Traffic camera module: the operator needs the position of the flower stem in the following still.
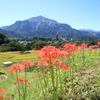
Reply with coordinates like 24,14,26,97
24,67,27,100
16,71,21,100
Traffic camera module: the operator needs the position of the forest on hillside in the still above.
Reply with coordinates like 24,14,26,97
1,32,100,52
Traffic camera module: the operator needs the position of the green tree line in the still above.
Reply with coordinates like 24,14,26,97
1,32,100,52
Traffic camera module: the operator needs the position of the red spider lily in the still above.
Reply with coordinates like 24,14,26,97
27,81,31,84
0,95,5,98
27,85,31,87
21,61,32,68
37,62,49,67
0,95,11,98
59,50,70,57
17,78,25,82
37,59,62,67
25,80,28,82
38,74,43,76
52,59,62,65
13,82,18,85
80,43,88,48
32,77,38,79
97,42,100,45
43,69,48,72
63,43,80,52
14,78,25,84
94,45,98,47
60,65,70,70
14,78,31,85
0,89,11,99
21,82,25,84
0,88,4,93
8,65,22,73
89,45,98,48
6,95,11,97
38,46,68,61
25,80,31,84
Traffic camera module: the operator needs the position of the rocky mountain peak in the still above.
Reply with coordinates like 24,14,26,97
26,15,58,24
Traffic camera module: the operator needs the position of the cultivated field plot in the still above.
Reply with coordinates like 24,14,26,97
0,50,38,65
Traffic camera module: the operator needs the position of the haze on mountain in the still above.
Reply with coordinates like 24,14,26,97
1,16,100,38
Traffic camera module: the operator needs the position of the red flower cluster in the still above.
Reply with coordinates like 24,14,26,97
0,88,4,93
0,95,5,99
79,43,88,48
32,77,38,79
38,74,43,76
7,61,32,73
21,61,32,68
97,42,100,48
38,46,68,61
63,43,88,52
13,78,31,85
37,46,70,68
8,65,22,73
51,59,62,66
63,43,80,52
0,88,10,99
37,61,49,67
43,69,48,72
17,78,25,82
0,95,10,98
97,42,100,45
89,45,98,48
60,65,70,70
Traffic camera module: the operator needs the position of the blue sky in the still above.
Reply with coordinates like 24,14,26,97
0,0,100,30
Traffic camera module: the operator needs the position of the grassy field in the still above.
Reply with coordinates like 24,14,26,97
0,47,100,100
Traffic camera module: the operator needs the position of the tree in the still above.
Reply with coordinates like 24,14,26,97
0,32,10,45
31,40,48,50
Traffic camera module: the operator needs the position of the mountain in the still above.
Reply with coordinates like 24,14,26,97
1,16,100,38
0,26,8,29
0,28,23,38
27,16,58,24
79,29,100,32
79,29,100,37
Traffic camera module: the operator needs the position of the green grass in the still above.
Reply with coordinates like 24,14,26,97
0,49,100,100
